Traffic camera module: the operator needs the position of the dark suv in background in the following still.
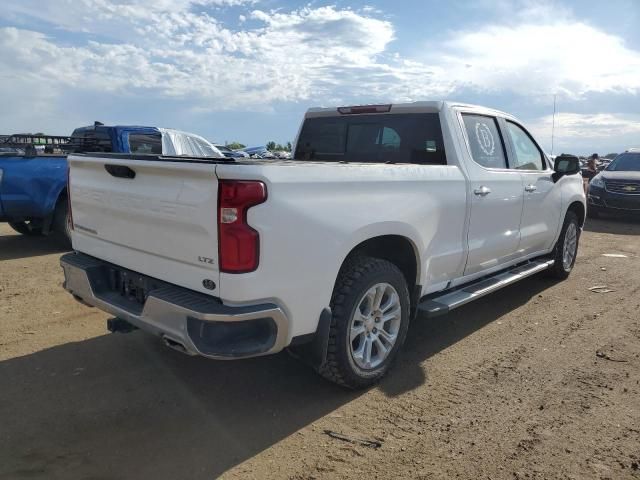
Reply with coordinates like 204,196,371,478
588,149,640,218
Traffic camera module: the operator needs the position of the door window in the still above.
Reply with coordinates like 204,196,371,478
462,114,507,169
505,122,545,171
129,133,162,154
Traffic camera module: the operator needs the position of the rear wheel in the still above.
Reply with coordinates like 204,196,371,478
53,198,72,248
8,221,43,236
547,211,580,279
319,255,410,389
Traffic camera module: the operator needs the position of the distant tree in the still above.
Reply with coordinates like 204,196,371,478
266,141,277,151
286,141,292,152
604,153,618,159
226,141,245,150
34,132,45,136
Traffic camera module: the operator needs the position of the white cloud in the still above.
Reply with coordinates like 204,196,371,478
528,112,640,153
0,4,410,110
531,112,640,139
0,0,638,152
2,0,637,108
427,22,640,98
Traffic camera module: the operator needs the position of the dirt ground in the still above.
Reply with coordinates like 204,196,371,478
1,218,639,480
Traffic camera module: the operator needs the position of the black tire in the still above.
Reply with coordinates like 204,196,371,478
8,221,44,236
52,197,72,248
319,255,411,389
547,211,580,279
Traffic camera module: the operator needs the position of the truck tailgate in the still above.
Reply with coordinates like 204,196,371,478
68,155,220,295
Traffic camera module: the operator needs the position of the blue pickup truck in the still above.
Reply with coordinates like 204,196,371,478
0,124,222,246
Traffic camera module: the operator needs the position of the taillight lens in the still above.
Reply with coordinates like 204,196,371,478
67,165,74,231
218,180,267,273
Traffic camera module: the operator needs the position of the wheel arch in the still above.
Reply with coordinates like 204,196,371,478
340,235,420,294
301,233,421,372
43,182,68,217
567,200,585,228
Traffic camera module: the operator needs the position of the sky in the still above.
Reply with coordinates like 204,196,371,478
0,0,639,155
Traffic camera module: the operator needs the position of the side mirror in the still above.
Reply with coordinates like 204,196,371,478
552,154,580,182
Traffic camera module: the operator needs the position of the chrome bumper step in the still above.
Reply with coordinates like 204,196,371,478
418,259,554,317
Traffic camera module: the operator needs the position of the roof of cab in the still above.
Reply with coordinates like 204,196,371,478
305,101,512,119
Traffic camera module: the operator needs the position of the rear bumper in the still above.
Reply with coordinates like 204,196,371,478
60,252,289,359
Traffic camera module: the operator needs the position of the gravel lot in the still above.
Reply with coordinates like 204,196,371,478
1,218,639,480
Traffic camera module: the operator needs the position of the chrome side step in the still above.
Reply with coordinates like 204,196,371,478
418,259,554,317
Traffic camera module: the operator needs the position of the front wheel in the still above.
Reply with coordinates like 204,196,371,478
547,211,580,279
319,255,411,389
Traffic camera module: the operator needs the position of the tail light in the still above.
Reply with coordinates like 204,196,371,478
67,165,74,231
218,180,267,273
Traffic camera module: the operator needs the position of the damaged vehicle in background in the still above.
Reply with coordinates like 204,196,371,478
214,144,249,159
0,124,223,246
242,146,276,159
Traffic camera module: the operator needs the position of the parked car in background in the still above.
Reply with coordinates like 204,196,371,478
0,147,24,154
214,144,248,159
598,158,612,171
70,124,223,158
587,149,640,218
0,125,223,246
61,101,584,388
242,146,276,159
272,150,292,159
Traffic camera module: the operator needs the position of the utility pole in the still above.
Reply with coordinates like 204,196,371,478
551,94,557,156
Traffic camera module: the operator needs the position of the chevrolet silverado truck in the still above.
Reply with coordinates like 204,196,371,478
0,125,222,246
60,102,585,388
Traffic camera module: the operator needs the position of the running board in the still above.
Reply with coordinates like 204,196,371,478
418,259,554,318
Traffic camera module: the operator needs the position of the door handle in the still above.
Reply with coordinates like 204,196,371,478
105,164,136,179
524,184,537,192
473,186,492,196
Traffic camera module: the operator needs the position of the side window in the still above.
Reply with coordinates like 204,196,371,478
461,114,507,169
380,127,401,149
505,122,544,171
129,133,162,154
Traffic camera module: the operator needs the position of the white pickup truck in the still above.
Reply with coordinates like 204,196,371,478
61,101,585,388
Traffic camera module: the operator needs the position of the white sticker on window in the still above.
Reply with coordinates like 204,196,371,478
475,122,495,156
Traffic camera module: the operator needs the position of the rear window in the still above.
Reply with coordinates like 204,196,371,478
294,113,446,164
70,127,113,153
607,153,640,172
129,133,162,154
